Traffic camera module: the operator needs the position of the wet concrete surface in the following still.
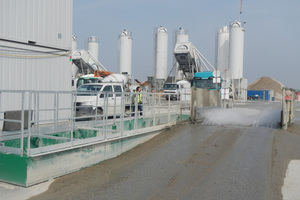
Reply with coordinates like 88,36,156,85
29,127,272,199
27,101,300,200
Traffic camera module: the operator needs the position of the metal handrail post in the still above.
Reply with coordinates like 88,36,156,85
104,93,108,139
113,92,117,121
0,91,2,136
27,91,32,156
71,92,75,146
37,92,40,134
94,90,99,124
20,92,25,156
153,93,156,127
168,93,171,123
33,92,37,136
180,95,183,121
53,93,56,133
158,93,161,123
120,92,125,136
134,93,138,134
150,93,153,126
55,92,59,134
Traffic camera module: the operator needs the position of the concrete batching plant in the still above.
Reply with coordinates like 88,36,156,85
118,30,132,76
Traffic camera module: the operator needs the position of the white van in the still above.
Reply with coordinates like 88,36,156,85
75,82,124,119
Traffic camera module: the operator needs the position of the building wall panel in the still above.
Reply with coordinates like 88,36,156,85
0,0,72,50
0,41,72,92
0,0,73,123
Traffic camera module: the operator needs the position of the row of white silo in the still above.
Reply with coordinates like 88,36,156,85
72,30,133,77
216,20,245,80
216,20,247,100
72,27,171,89
72,36,100,60
71,35,101,77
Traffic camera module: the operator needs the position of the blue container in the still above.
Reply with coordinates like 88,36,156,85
247,90,271,101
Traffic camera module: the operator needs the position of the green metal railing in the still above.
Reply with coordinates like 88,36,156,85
0,90,190,157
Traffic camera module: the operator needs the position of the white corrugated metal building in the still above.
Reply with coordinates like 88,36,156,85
0,0,73,124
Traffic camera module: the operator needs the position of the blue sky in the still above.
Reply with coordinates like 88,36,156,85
73,0,300,89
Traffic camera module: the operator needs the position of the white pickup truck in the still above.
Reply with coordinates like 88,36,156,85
75,82,131,119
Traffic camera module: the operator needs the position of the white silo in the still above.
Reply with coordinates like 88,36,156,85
88,36,99,61
155,26,168,88
118,30,132,75
176,28,189,43
228,21,245,79
217,26,229,73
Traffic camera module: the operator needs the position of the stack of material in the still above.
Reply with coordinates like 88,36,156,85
248,76,284,100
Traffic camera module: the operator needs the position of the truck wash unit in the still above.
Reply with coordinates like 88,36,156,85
190,71,233,121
